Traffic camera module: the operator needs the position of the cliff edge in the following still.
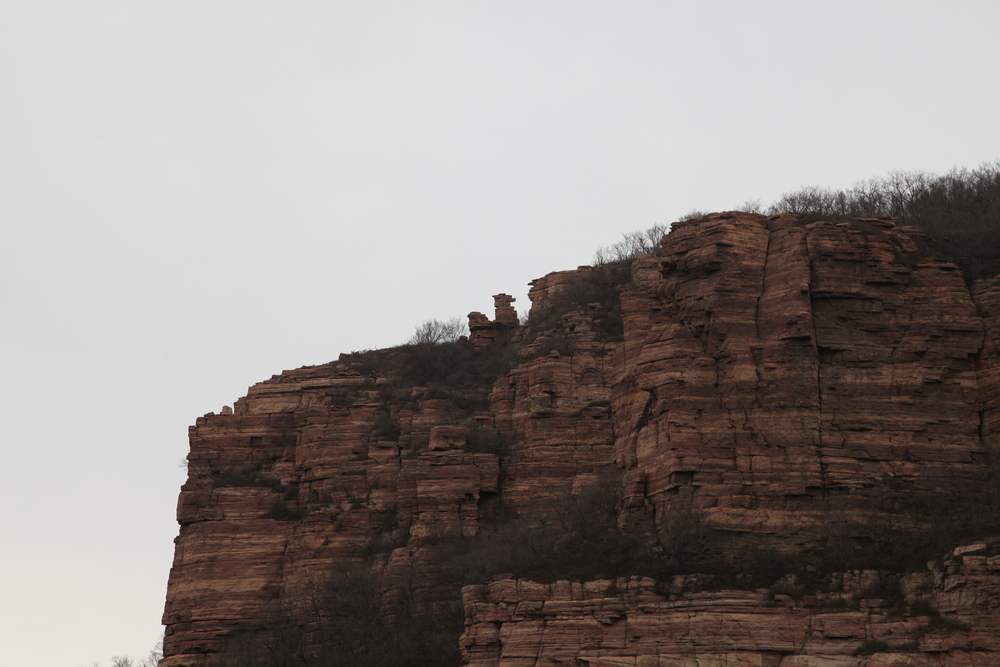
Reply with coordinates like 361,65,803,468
161,213,1000,666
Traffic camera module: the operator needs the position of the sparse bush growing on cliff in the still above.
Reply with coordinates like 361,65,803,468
542,469,647,578
678,209,710,221
371,411,401,441
767,161,1000,281
222,567,461,667
385,337,517,414
463,424,511,456
407,317,467,345
909,599,972,633
444,468,689,584
523,262,631,355
593,222,670,265
813,492,998,574
340,349,381,377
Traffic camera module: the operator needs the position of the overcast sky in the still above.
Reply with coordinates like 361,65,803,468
2,1,999,665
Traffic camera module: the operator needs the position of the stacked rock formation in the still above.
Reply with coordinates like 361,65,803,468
468,293,520,348
160,213,1000,666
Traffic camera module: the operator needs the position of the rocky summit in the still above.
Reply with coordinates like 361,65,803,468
160,213,1000,666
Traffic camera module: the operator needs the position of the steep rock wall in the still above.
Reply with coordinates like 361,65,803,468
161,214,1000,665
162,314,620,664
460,539,1000,666
615,214,992,552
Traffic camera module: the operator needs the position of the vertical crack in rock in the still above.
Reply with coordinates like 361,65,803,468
801,224,829,496
755,221,773,343
971,280,998,519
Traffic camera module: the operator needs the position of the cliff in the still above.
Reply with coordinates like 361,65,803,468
160,213,1000,666
462,539,1000,665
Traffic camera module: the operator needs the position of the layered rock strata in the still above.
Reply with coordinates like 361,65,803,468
615,214,992,551
469,293,520,347
161,213,1000,665
461,539,1000,666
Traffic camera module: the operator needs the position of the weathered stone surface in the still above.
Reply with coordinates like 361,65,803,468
460,539,1000,665
615,214,991,551
469,294,520,347
161,359,504,664
161,215,1000,665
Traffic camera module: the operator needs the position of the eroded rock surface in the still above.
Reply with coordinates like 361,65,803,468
160,214,1000,666
615,214,992,553
461,539,1000,666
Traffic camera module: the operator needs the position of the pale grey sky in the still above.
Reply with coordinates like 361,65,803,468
2,1,998,665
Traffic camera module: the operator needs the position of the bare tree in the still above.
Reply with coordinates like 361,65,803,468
766,161,1000,281
407,317,467,345
141,638,163,667
98,636,162,667
677,209,709,222
593,222,671,265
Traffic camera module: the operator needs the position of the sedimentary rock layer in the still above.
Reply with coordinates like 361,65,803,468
615,214,992,551
161,214,1000,665
461,539,1000,666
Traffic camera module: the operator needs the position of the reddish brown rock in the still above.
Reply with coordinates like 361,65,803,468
615,214,991,551
460,539,1000,665
469,294,520,347
161,214,1000,665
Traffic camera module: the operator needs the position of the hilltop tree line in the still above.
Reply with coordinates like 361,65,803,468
759,161,1000,281
400,160,1000,355
595,161,1000,281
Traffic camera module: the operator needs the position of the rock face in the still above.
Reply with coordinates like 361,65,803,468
461,539,1000,666
469,293,520,347
615,214,991,553
160,213,1000,666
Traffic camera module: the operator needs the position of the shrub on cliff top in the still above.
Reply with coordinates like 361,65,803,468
767,161,1000,281
593,222,670,265
389,337,516,412
407,317,467,345
522,261,632,354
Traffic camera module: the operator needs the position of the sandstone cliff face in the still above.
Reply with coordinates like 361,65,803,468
461,539,1000,666
614,215,991,554
160,214,1000,666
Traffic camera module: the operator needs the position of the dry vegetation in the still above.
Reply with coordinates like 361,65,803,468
765,161,1000,281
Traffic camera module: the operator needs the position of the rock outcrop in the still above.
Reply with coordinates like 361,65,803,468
469,294,520,348
160,213,1000,666
461,539,1000,666
615,214,991,554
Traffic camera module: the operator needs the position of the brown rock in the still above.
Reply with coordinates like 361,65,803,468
160,215,1000,665
460,539,1000,665
615,214,990,551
